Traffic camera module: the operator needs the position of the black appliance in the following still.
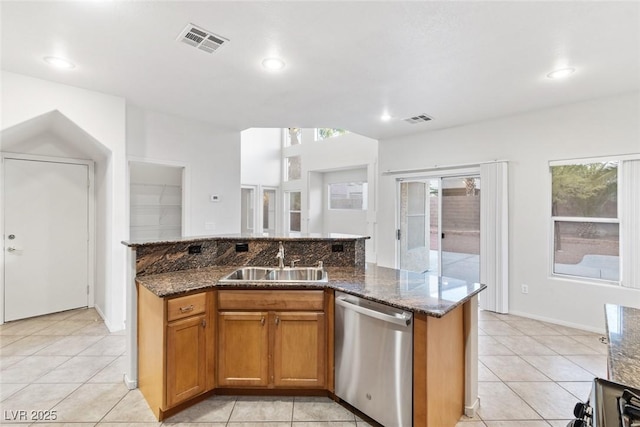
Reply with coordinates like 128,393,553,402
569,378,640,427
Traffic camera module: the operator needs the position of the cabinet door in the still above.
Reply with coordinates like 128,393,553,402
166,314,207,407
273,311,326,388
217,311,269,387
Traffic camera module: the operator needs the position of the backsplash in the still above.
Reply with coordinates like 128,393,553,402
135,237,366,276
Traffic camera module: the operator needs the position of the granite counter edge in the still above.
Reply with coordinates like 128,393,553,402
135,270,486,318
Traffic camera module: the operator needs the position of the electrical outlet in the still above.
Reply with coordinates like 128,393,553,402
521,284,529,294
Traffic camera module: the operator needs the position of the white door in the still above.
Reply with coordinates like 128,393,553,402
4,158,89,321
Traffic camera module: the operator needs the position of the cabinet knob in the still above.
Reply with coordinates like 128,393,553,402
201,319,207,328
260,316,265,326
275,316,280,325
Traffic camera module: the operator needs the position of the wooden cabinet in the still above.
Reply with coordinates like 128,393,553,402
166,313,207,407
273,311,325,388
216,290,327,389
137,285,215,420
217,311,269,387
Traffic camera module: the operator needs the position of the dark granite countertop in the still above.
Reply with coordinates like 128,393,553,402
135,263,485,318
123,233,369,248
605,304,640,389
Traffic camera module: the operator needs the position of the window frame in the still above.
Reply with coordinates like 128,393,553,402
314,128,348,141
549,158,621,285
327,181,368,211
284,155,302,182
286,191,302,233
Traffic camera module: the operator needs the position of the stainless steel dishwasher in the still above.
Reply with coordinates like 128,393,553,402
334,291,413,427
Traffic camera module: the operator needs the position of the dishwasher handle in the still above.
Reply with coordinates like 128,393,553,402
336,296,412,326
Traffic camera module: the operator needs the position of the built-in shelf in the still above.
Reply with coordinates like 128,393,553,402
130,181,182,241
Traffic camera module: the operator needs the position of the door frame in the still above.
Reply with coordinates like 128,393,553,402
1,152,95,324
128,156,190,237
394,166,480,271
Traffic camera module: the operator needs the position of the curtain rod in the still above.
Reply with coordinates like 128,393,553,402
381,159,507,176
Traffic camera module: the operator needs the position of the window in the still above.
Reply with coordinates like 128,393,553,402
287,191,302,232
328,182,368,210
262,188,276,234
284,128,301,146
551,161,619,282
240,187,255,234
315,128,348,141
285,156,301,181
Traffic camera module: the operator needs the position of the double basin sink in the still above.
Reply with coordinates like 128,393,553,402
219,266,328,284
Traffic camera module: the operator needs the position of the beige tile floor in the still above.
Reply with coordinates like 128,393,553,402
0,308,606,426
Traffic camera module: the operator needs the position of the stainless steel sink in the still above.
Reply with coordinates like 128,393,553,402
221,267,273,281
219,266,328,283
265,268,326,281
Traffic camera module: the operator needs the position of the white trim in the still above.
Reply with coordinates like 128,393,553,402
548,159,622,284
464,294,479,418
382,159,506,176
549,153,640,167
480,161,509,313
509,309,606,335
125,246,138,389
123,374,138,390
551,216,619,224
93,302,121,332
465,398,480,418
127,156,190,236
260,185,279,235
1,152,96,323
621,159,640,288
240,185,258,234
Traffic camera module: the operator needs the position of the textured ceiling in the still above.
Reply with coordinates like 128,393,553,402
1,1,639,139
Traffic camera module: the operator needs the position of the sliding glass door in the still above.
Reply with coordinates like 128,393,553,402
440,176,480,283
398,175,480,283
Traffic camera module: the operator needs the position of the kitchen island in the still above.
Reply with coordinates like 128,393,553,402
124,235,485,426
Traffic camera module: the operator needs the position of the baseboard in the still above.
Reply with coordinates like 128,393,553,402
123,374,137,390
508,310,606,335
93,304,126,333
465,397,480,418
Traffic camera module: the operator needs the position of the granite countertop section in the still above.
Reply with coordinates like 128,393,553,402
123,233,369,248
604,304,640,389
135,263,485,318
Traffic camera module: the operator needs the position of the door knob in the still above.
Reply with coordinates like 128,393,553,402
7,247,17,252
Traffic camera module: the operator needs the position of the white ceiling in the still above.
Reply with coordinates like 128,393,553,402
2,1,639,140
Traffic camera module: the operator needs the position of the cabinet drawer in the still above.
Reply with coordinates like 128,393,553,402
218,290,324,311
167,292,206,322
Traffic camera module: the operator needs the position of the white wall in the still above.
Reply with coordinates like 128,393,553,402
283,130,378,261
241,128,282,187
0,71,127,331
377,92,640,331
322,168,368,237
126,106,241,235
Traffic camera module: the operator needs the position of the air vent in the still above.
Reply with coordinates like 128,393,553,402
178,23,228,54
404,114,433,124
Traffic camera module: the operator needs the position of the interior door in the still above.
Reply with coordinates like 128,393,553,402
4,158,89,321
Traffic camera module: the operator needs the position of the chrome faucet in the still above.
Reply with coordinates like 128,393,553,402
276,241,285,268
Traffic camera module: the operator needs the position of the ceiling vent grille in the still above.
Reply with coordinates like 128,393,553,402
404,114,433,124
178,23,228,54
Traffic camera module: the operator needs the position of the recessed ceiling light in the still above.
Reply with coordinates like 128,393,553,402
546,67,575,79
44,56,75,70
262,57,285,71
381,113,392,121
